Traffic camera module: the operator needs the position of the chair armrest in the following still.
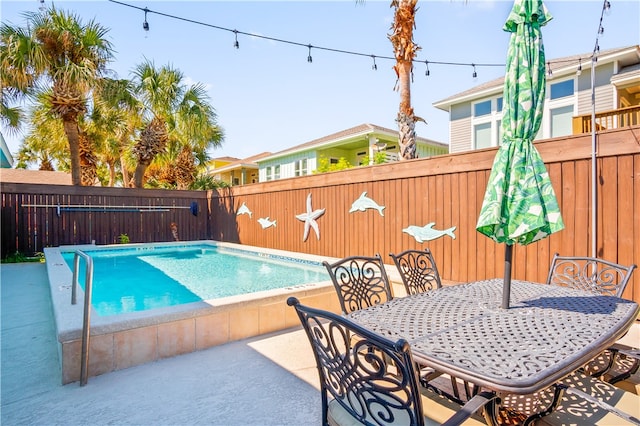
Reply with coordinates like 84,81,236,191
556,383,640,425
440,391,500,426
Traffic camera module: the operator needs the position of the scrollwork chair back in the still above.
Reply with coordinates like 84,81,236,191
546,254,636,297
322,254,393,315
389,249,442,296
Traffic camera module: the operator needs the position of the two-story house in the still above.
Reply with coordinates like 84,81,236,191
206,153,271,186
256,123,448,182
433,45,640,153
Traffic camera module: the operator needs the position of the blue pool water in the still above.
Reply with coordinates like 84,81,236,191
62,245,327,316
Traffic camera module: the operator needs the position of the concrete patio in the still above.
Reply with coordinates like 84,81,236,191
1,263,321,425
2,262,638,425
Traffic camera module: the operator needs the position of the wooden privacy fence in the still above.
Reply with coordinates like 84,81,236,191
211,126,640,303
2,126,639,303
0,184,210,255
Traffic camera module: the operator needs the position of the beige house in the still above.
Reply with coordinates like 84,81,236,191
207,152,271,186
434,45,640,153
256,123,448,182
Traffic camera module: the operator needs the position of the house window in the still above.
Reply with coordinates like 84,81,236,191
550,80,574,100
550,105,574,137
233,177,240,185
474,100,492,117
330,158,339,165
295,159,308,176
266,166,272,181
474,122,492,149
274,165,280,180
497,97,503,112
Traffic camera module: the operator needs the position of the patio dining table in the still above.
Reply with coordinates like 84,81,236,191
347,278,639,396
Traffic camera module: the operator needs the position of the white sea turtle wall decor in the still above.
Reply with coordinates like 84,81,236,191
295,193,325,241
402,223,456,243
257,217,277,229
236,202,252,218
349,191,385,216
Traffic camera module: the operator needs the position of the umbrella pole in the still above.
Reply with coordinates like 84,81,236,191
502,244,513,309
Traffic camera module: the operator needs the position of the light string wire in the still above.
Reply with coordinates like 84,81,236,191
107,0,504,71
107,0,609,77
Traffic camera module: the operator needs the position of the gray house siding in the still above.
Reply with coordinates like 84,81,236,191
450,104,473,152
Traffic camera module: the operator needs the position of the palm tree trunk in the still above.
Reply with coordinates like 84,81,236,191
120,154,131,187
133,161,150,188
62,119,82,185
390,0,420,161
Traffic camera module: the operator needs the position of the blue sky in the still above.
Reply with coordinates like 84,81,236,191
2,0,639,161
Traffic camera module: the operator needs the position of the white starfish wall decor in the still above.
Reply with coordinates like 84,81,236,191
295,193,325,241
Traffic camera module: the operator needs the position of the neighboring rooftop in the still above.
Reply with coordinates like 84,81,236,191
0,169,72,185
258,123,448,162
434,45,640,110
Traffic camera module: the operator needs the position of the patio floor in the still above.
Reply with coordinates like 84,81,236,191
1,263,321,425
1,262,638,425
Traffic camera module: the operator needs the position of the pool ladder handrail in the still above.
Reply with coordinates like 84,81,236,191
71,250,93,387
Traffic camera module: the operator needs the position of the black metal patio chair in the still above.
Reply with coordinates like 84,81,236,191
546,254,638,381
287,297,500,426
322,254,393,315
390,248,442,296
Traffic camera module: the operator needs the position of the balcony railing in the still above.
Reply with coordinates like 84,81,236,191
573,105,640,134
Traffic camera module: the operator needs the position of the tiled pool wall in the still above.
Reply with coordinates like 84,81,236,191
44,241,345,385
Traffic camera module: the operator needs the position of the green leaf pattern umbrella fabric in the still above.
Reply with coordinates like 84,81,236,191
476,0,564,246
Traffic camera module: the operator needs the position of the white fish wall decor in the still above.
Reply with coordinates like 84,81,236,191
295,193,325,242
349,191,385,216
257,217,277,229
402,223,456,243
236,202,252,218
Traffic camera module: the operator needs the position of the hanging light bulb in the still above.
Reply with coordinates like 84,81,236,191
143,8,149,32
233,30,239,49
472,64,477,80
547,61,553,77
604,0,611,16
39,0,45,11
577,58,582,76
307,45,313,63
371,55,377,71
424,60,430,77
598,25,604,36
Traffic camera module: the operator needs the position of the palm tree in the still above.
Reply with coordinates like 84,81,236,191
88,78,142,186
0,6,114,185
389,0,422,160
131,60,223,188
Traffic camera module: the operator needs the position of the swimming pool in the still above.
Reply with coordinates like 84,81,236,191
44,241,343,384
61,244,328,316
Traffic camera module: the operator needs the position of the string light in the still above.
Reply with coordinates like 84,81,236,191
142,8,149,32
39,0,45,11
547,61,553,77
233,30,239,49
577,58,582,76
472,64,477,80
307,44,313,63
371,55,377,71
424,60,430,77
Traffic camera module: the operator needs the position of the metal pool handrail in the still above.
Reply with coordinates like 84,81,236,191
71,250,94,386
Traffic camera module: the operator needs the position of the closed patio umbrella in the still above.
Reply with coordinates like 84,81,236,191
476,0,564,309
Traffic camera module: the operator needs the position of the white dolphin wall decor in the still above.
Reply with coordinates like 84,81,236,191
257,217,277,229
349,191,385,216
402,223,456,243
295,193,325,241
236,202,252,218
